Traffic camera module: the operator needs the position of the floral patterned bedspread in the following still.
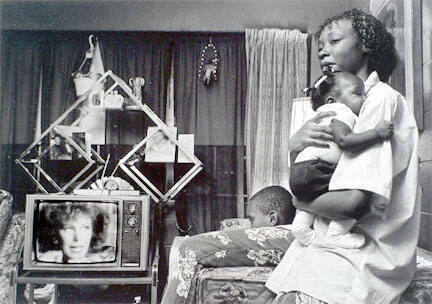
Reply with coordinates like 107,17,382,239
0,213,26,303
0,190,13,240
400,248,432,304
195,248,432,304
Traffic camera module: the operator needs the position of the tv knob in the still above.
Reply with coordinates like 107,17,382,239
128,203,137,214
127,216,138,227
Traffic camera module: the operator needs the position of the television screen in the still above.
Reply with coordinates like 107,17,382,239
24,194,151,272
35,201,118,264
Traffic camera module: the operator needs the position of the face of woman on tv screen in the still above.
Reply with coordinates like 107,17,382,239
59,214,93,261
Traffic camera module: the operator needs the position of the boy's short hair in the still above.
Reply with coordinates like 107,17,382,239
250,185,295,224
315,8,397,82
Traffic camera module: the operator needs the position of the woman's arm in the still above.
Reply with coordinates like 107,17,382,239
293,189,372,221
332,119,393,152
289,111,335,164
289,111,374,221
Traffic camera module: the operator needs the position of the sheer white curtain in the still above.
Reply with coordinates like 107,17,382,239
245,28,309,196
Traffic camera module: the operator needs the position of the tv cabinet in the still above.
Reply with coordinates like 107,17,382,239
9,240,160,304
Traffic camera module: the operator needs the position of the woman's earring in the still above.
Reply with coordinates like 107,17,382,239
53,238,59,245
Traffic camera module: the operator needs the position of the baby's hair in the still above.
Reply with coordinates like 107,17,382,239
308,74,336,111
315,8,397,82
250,185,295,225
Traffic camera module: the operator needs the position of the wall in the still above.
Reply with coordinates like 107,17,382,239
0,0,368,32
419,0,432,251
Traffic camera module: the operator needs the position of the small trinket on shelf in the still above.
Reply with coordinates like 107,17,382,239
104,90,124,109
72,35,106,97
129,77,146,104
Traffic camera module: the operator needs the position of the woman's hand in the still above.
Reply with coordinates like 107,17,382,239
289,111,336,153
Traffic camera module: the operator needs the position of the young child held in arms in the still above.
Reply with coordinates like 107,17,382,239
289,71,393,249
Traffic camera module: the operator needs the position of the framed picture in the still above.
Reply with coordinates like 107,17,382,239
51,126,91,160
177,134,195,163
49,130,72,161
144,127,177,163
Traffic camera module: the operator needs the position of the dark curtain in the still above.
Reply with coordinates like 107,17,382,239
100,32,171,121
173,33,246,146
173,33,247,233
41,33,88,127
0,31,43,210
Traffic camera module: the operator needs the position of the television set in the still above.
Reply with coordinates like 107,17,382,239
23,194,151,272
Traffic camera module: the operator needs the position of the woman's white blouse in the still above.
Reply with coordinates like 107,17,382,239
267,72,420,304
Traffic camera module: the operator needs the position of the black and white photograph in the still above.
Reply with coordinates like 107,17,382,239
1,1,430,304
49,130,72,161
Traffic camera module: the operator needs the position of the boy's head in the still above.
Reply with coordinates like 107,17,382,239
310,72,365,115
315,8,397,82
246,185,295,228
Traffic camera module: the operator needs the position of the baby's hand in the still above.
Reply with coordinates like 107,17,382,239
375,120,393,139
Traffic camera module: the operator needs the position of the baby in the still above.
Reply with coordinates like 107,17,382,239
289,72,393,249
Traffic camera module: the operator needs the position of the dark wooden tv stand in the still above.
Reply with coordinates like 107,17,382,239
10,240,160,304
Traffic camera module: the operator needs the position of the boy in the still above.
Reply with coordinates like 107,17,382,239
161,185,296,304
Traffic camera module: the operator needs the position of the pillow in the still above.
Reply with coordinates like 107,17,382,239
0,190,13,240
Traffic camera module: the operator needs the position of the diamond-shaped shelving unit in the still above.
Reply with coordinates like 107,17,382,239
16,73,111,193
118,126,202,203
16,70,202,203
105,73,203,204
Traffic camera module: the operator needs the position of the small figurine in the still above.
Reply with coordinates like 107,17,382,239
202,58,218,86
129,77,146,103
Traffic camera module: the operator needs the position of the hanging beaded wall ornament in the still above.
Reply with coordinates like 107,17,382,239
198,38,219,86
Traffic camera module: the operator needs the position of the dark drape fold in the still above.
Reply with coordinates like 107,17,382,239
98,32,172,121
172,33,247,233
173,33,246,146
0,31,43,208
41,33,88,128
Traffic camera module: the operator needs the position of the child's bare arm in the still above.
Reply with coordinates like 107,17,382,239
332,119,393,152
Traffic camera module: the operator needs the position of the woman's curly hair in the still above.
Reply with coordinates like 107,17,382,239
315,8,397,82
37,202,108,252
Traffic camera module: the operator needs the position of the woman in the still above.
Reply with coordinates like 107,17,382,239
267,8,419,304
37,202,115,263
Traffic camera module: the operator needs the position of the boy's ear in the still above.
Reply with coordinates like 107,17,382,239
268,210,279,226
